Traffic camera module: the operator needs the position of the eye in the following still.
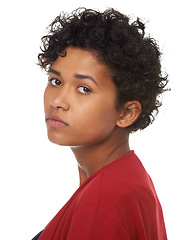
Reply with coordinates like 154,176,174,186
77,86,91,95
48,78,62,86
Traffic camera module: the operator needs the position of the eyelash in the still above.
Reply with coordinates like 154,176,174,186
77,86,91,95
48,78,62,86
48,78,92,95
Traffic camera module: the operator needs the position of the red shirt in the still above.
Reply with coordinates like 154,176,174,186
38,151,167,239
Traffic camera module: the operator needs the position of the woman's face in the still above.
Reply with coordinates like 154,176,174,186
44,47,121,147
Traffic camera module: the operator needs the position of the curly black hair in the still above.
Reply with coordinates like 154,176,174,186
38,7,168,132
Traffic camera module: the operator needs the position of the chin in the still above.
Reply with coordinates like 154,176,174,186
47,131,76,146
47,135,67,146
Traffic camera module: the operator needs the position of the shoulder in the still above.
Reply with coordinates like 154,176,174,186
99,151,156,200
71,152,166,238
77,151,157,212
99,167,158,217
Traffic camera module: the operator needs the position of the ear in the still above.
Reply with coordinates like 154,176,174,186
116,101,142,128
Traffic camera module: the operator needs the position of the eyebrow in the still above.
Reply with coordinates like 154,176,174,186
49,68,98,85
74,74,98,85
49,68,61,76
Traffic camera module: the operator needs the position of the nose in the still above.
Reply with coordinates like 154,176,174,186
50,88,70,111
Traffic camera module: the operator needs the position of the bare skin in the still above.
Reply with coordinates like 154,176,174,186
44,47,141,185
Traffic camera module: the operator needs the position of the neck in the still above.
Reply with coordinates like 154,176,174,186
71,127,130,185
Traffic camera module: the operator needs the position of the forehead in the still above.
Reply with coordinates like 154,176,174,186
51,47,111,78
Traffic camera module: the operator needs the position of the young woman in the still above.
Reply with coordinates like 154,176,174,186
33,8,168,240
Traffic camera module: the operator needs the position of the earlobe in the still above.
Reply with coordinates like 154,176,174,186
116,101,142,128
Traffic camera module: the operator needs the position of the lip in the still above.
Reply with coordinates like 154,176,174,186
46,114,69,128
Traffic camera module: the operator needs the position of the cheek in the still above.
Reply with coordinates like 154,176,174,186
44,87,51,111
73,101,118,140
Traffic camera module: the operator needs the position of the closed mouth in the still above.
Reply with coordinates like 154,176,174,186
46,114,69,126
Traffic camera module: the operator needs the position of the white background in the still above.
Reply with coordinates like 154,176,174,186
0,0,186,239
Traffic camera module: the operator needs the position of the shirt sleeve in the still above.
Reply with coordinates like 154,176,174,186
66,205,130,240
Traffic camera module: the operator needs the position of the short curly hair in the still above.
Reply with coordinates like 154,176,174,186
38,7,168,132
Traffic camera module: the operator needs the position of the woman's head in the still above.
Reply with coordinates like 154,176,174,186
38,7,168,132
